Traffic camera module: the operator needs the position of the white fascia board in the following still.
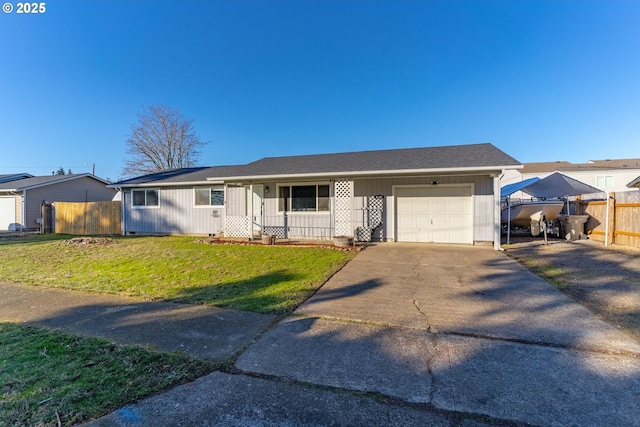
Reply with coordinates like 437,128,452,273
110,180,216,188
206,164,523,182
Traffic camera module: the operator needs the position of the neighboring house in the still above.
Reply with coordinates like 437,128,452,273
111,143,521,249
628,176,640,189
0,174,118,231
502,158,640,194
0,173,34,184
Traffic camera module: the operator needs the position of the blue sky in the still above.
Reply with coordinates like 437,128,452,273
1,0,638,181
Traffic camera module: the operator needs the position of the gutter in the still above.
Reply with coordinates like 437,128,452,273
107,180,217,189
205,164,523,182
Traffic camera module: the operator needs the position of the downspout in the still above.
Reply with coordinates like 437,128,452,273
506,196,511,246
494,171,505,251
604,193,610,246
249,183,254,240
117,188,125,236
22,189,27,232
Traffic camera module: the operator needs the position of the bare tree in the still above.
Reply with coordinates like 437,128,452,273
123,104,208,176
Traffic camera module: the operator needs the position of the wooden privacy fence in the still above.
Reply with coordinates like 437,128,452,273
54,201,121,235
578,191,640,248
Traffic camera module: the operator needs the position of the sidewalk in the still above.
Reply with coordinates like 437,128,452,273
0,282,275,361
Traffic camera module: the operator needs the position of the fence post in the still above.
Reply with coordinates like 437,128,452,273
575,195,582,215
606,192,615,246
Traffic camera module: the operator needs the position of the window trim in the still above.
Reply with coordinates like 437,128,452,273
595,175,614,189
193,185,225,208
131,188,160,209
277,182,331,213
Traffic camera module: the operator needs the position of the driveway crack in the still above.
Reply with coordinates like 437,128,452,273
412,297,433,332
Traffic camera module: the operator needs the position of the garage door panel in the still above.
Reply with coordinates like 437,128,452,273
415,215,431,227
448,229,469,243
415,200,430,214
448,199,470,214
430,215,448,228
396,186,472,244
397,200,414,215
430,199,447,212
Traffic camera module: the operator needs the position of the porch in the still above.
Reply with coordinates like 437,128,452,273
220,180,384,242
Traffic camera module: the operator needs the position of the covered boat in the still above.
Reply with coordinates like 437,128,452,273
501,199,565,227
501,172,604,241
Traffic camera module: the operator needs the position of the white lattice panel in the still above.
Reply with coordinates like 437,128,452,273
334,180,353,237
225,216,251,237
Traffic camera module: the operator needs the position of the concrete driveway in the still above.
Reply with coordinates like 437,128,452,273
236,243,640,427
295,243,639,353
89,243,640,427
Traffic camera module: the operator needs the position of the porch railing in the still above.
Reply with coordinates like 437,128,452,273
260,214,333,240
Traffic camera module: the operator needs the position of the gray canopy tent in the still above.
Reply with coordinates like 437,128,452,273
501,172,603,201
501,172,604,243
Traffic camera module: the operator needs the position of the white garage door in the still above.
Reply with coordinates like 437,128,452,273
396,186,472,244
0,197,16,231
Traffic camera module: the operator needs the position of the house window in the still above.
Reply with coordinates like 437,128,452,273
132,189,159,207
596,175,614,189
194,186,224,206
279,184,330,212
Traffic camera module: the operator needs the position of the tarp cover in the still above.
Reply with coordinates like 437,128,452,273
500,177,540,197
501,172,603,198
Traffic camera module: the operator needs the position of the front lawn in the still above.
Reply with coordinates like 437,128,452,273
0,235,355,314
0,322,218,426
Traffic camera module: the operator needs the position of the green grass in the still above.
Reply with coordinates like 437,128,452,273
0,235,355,424
0,322,218,427
513,256,568,290
0,235,355,314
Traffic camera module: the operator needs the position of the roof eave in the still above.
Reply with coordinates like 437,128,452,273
9,174,107,191
110,180,215,188
626,177,640,188
207,164,522,182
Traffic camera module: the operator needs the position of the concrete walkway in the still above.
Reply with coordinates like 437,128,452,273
3,243,640,426
0,283,275,361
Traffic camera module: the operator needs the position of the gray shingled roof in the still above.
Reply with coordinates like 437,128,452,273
0,174,106,191
111,166,248,187
230,143,520,178
111,143,521,186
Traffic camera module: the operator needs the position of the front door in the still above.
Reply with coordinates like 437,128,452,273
245,184,264,235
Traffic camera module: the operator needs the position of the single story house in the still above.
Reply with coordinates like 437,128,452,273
0,174,118,231
111,143,521,249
